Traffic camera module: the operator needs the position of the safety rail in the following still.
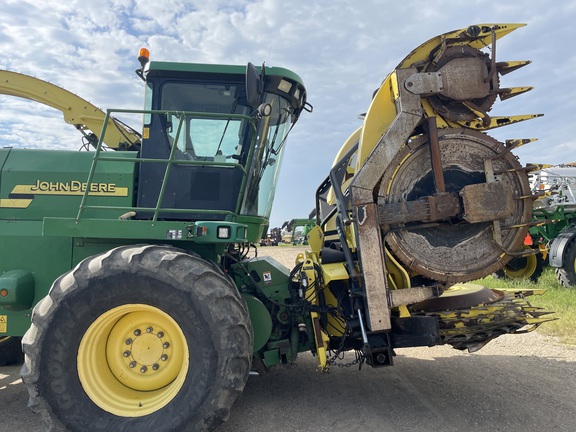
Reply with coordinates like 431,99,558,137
76,108,256,222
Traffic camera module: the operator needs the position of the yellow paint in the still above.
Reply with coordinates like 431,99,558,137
77,304,188,417
0,315,6,333
346,221,357,251
539,244,548,261
398,305,411,318
454,114,542,131
385,248,411,290
300,256,330,370
322,286,347,337
397,24,526,69
0,199,33,209
356,72,398,172
384,151,412,195
306,225,324,256
321,263,350,284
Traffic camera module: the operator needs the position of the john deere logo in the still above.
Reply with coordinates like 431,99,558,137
30,180,119,194
0,180,129,209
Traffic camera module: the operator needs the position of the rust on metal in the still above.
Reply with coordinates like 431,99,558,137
354,203,392,331
378,193,461,225
378,129,532,283
411,284,504,312
425,46,497,123
460,181,514,223
484,26,497,84
427,116,446,193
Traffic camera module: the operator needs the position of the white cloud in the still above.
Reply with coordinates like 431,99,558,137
0,0,575,228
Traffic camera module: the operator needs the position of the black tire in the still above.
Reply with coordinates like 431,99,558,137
0,336,23,366
21,244,253,432
556,239,576,288
492,269,506,279
493,252,546,283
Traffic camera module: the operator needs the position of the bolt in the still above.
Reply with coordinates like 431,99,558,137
123,350,131,357
163,342,170,349
125,338,132,345
152,364,159,371
129,361,136,368
134,329,141,336
161,354,168,361
157,331,164,338
146,326,153,333
140,366,147,373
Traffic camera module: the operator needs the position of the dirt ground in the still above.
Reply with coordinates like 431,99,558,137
2,246,576,432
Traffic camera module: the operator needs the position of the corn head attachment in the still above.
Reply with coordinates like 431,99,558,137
313,24,553,367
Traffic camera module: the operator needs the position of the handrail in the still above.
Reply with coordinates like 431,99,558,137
75,108,257,222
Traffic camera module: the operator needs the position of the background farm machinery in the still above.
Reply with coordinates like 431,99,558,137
495,164,576,285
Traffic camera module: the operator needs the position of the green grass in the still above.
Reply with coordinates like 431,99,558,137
475,268,576,345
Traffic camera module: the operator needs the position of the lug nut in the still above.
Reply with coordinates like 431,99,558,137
134,329,141,336
129,361,136,368
146,326,153,333
123,350,131,357
125,338,132,345
157,331,164,338
152,364,159,371
163,342,170,349
161,354,168,361
140,366,148,373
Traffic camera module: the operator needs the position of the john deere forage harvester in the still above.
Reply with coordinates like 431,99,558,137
0,24,552,431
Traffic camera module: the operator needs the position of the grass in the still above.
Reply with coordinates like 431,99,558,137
475,268,576,345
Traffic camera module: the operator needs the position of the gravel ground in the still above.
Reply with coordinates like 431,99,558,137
2,246,576,432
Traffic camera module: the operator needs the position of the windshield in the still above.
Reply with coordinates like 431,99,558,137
154,80,293,219
241,93,292,218
160,82,253,163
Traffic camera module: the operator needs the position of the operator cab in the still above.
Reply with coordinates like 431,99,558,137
136,57,308,225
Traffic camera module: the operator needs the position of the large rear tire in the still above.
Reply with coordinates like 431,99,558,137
21,244,253,432
556,239,576,288
0,336,23,366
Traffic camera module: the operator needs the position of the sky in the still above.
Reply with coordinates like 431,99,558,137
0,0,575,229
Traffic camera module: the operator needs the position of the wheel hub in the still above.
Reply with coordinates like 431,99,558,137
107,312,180,391
78,304,188,416
122,326,170,375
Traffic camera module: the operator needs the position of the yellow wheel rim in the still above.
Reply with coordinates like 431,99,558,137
78,304,189,417
504,254,537,279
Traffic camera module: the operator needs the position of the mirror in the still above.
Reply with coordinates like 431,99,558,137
246,62,262,109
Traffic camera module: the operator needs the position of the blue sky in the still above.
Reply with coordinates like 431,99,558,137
1,0,575,228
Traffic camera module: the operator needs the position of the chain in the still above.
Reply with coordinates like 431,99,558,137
327,349,365,369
